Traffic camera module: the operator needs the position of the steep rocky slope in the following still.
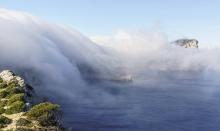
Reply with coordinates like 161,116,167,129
0,70,64,131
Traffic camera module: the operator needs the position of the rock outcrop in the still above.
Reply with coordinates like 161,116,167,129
0,70,25,87
0,70,64,131
171,39,199,48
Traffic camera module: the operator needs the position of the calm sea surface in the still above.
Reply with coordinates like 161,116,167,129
60,72,220,131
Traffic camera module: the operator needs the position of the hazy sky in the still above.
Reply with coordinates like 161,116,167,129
0,0,220,47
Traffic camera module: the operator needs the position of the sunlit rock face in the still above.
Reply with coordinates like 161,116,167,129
0,70,25,87
172,39,199,48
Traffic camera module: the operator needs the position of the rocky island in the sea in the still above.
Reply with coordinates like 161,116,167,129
171,39,199,48
0,70,64,131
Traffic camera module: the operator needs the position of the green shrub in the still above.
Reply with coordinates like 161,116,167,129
5,87,25,98
16,118,32,127
0,90,7,98
0,78,3,83
6,129,13,131
15,128,33,131
27,102,60,118
0,100,7,107
5,101,25,114
0,115,12,128
0,82,7,89
0,108,5,114
37,113,59,126
26,102,60,126
7,81,18,89
7,93,25,105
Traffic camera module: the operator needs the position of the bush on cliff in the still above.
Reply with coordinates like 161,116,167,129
7,93,25,105
0,115,12,128
16,118,32,127
0,82,7,89
0,90,7,98
0,101,7,107
26,102,60,126
0,108,5,114
5,101,25,114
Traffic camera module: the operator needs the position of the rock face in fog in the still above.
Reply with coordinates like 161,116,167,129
172,39,199,48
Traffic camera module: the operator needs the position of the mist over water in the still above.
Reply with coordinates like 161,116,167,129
0,9,220,130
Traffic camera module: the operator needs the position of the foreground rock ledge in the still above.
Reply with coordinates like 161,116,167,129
0,70,65,131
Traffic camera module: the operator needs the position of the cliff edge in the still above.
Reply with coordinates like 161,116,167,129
0,70,64,131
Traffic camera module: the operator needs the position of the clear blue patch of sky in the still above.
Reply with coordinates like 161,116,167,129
0,0,220,47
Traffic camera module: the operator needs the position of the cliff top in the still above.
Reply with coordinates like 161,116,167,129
0,70,64,131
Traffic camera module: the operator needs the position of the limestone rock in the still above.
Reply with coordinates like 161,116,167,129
0,70,14,84
172,39,199,48
0,70,25,87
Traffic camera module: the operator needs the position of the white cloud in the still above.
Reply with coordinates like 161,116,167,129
91,30,220,73
0,8,219,107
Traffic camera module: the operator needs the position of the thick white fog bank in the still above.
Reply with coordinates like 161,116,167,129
92,30,220,74
0,8,219,100
0,8,123,99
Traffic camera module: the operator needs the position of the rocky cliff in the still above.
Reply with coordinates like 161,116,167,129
171,39,199,48
0,70,64,131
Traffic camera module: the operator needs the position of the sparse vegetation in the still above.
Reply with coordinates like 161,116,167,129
5,86,24,98
7,93,25,105
0,82,7,89
16,118,32,127
15,128,34,131
0,70,64,130
0,115,12,128
6,129,13,131
0,100,7,107
27,102,60,126
0,90,7,98
5,101,25,114
0,108,5,114
7,81,19,89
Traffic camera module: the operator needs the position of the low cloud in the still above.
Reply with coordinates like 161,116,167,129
0,8,220,127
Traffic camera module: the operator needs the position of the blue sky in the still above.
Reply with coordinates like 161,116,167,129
0,0,220,47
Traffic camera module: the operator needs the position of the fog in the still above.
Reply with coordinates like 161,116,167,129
92,30,220,72
0,8,220,129
0,7,220,105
